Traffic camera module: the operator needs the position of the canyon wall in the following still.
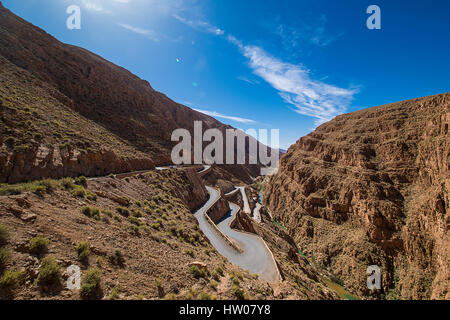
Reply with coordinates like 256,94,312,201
265,93,449,299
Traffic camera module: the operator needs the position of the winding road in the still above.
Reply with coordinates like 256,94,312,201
87,165,279,282
194,187,279,283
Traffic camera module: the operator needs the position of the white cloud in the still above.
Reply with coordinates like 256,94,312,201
237,76,260,85
118,23,160,41
175,14,357,124
172,14,224,36
239,45,357,124
193,109,256,124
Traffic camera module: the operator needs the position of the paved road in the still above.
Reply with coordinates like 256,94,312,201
217,203,279,282
238,186,251,214
194,187,279,283
252,202,262,223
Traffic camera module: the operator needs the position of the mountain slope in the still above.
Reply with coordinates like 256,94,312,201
0,3,261,183
265,93,449,299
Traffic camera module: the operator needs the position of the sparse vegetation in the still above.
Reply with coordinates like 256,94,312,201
29,237,50,255
0,248,10,269
80,268,102,300
110,250,125,267
231,284,246,300
0,270,26,291
209,279,218,290
189,265,209,279
74,176,87,187
110,285,120,300
81,206,100,219
37,257,61,289
76,242,91,262
199,291,211,300
184,249,194,258
116,206,130,217
0,224,8,245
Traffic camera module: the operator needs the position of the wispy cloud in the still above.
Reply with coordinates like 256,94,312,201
172,14,224,35
81,0,112,14
193,108,256,124
118,23,160,41
276,14,340,50
239,45,357,124
237,76,260,85
175,14,357,124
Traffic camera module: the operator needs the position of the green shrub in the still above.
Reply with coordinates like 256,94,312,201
103,210,113,217
38,179,54,193
37,257,61,288
0,224,8,245
80,268,102,300
29,237,50,255
0,247,10,268
5,136,15,146
33,185,47,195
86,191,97,201
71,185,86,198
110,250,125,266
199,291,211,300
184,249,194,257
134,201,142,207
189,265,209,279
74,176,87,186
150,222,160,230
110,285,120,300
128,216,142,226
232,284,246,300
116,207,130,217
0,270,26,290
76,242,91,262
61,178,74,190
209,279,218,290
81,206,99,219
129,225,140,236
131,210,143,218
164,293,176,300
81,206,91,216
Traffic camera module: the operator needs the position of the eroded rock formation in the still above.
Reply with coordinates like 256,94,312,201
265,93,449,299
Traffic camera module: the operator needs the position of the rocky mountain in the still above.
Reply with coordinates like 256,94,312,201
0,2,261,183
265,93,449,299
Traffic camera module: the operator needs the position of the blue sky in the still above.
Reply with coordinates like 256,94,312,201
3,0,450,149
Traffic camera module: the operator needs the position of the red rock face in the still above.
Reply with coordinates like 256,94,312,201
265,93,449,299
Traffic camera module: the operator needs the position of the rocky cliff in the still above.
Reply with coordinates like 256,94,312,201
265,93,449,299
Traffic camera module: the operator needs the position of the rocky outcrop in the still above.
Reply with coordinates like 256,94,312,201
265,93,449,299
230,210,257,234
0,144,154,183
181,167,209,211
207,196,230,224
